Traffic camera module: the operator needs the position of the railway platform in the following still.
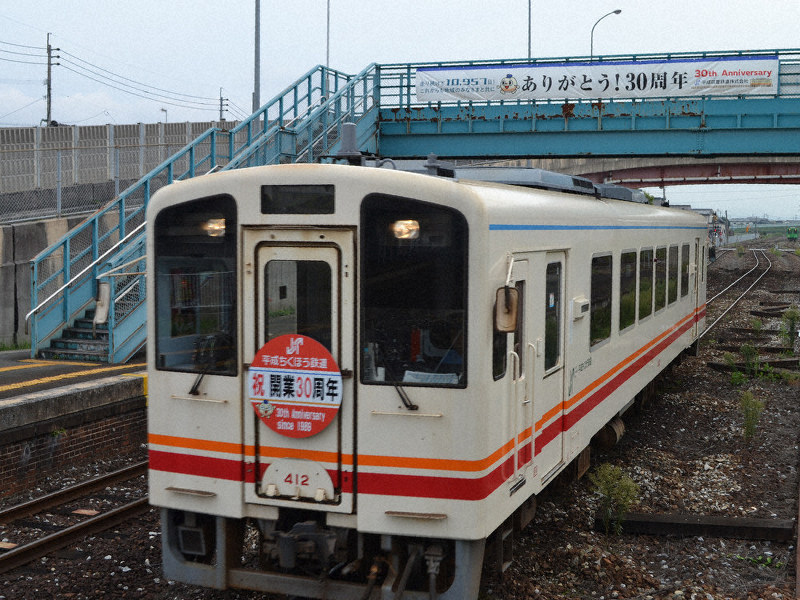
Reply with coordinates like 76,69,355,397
0,350,147,501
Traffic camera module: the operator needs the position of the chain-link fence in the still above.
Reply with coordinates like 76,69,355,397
0,121,239,225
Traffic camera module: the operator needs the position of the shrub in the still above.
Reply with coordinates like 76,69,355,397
781,306,799,352
740,390,763,442
740,343,760,377
588,463,639,535
730,370,747,386
723,352,737,367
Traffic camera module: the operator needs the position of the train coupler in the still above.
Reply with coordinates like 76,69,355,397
273,520,338,570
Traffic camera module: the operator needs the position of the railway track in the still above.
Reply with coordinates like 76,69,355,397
1,239,798,598
0,461,148,575
494,241,800,598
702,248,772,338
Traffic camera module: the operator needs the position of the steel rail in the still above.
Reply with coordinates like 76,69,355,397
706,249,763,305
0,461,147,525
700,249,772,339
0,498,149,575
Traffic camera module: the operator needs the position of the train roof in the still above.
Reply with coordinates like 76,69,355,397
368,156,652,204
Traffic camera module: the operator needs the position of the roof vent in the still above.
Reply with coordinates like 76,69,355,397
335,123,364,165
453,167,597,195
595,183,648,203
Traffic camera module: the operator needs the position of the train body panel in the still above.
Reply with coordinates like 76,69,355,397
146,163,707,598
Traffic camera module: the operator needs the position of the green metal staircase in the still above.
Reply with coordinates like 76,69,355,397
28,65,370,362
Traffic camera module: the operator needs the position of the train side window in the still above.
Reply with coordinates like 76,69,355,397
590,254,612,348
655,247,667,311
619,251,637,332
544,262,561,370
638,248,653,320
668,245,679,304
680,244,690,298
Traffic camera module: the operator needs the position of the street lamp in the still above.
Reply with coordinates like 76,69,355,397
590,9,621,62
160,108,168,123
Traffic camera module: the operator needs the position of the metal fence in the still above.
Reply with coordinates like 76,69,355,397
0,121,239,224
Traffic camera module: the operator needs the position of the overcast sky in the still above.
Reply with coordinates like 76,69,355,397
1,0,799,219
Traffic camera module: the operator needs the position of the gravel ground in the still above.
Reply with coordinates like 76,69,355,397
2,239,799,600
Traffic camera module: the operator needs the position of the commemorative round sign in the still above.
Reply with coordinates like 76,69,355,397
247,334,342,438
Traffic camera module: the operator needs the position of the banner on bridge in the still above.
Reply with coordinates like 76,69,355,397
415,55,778,103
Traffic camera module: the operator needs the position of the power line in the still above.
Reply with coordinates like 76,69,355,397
1,34,240,121
57,63,220,112
0,38,45,50
0,97,43,120
0,56,46,65
59,49,220,102
0,47,46,58
58,58,219,108
227,98,251,116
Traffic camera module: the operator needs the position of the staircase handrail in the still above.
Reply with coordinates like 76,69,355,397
26,220,147,323
225,63,379,169
28,65,357,359
226,65,354,158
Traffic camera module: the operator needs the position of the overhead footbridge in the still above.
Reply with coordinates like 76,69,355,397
27,49,800,362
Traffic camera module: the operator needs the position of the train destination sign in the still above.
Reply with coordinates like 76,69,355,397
416,55,779,103
247,334,342,439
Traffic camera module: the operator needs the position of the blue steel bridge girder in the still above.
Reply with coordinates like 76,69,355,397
377,96,800,158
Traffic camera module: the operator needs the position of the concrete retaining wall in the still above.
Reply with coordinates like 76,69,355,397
0,375,147,500
0,216,84,347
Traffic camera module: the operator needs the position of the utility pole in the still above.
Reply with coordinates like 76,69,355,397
45,33,53,125
219,88,226,121
326,0,330,68
253,0,261,113
527,0,531,60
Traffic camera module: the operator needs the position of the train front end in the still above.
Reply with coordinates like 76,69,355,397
146,164,491,599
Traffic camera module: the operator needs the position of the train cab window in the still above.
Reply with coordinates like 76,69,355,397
360,195,467,387
655,247,667,311
619,251,637,332
590,254,612,348
668,245,679,304
638,248,653,320
154,195,237,375
680,244,690,298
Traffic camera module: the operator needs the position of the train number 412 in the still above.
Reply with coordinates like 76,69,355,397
284,473,310,486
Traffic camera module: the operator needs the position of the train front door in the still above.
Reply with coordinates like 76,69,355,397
242,228,356,514
511,251,567,487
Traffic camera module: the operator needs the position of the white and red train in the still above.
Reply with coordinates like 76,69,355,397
146,160,707,598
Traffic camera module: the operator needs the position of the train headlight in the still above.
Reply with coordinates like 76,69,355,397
391,219,419,240
203,218,226,237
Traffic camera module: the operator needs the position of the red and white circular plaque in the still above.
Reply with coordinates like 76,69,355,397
247,334,342,438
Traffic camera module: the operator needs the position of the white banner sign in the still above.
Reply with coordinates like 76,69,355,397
416,56,779,103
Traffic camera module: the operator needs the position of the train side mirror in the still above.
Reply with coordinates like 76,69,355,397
495,286,519,332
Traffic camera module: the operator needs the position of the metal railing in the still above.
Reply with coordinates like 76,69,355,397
28,65,352,359
26,49,800,361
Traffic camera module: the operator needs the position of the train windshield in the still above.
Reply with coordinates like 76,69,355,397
153,195,237,375
360,194,468,387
